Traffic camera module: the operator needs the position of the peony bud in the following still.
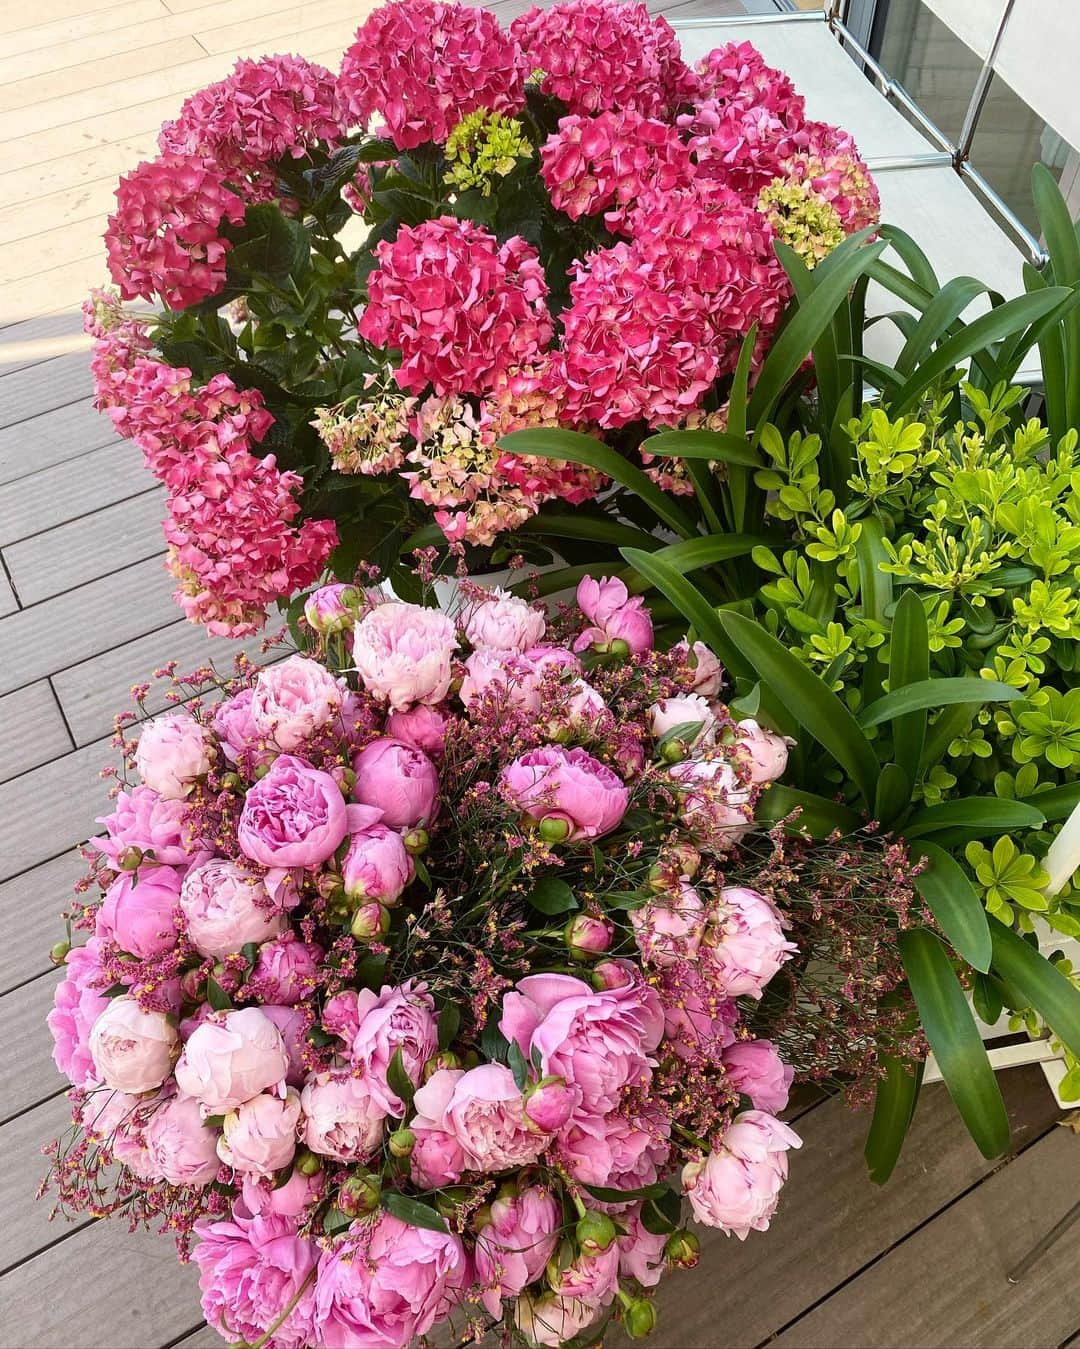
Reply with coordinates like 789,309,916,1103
592,958,633,991
538,816,571,844
565,913,613,960
118,846,143,871
221,772,245,793
350,902,390,940
523,1075,576,1133
331,765,357,795
660,738,689,764
609,638,631,658
179,967,205,1003
252,760,273,780
623,1296,657,1339
576,1211,617,1255
422,1050,461,1082
665,1229,700,1269
317,871,345,900
403,828,429,856
49,940,71,966
337,1171,381,1217
304,583,361,634
295,1148,322,1177
389,1127,416,1158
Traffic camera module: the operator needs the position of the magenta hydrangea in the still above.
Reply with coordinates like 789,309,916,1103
694,39,806,125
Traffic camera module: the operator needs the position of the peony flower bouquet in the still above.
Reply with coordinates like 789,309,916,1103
44,577,883,1348
86,0,879,635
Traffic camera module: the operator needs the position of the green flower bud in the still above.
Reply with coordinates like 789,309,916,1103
664,1229,700,1269
118,846,143,871
49,940,71,966
576,1210,617,1254
337,1171,381,1217
403,828,429,856
389,1127,416,1158
294,1149,322,1177
538,816,571,844
623,1297,657,1339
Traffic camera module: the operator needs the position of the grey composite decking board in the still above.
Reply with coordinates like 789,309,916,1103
0,349,94,425
0,1090,81,1272
1,968,62,1120
606,1067,1063,1349
774,1123,1080,1349
171,1325,222,1348
0,554,178,697
0,732,113,880
0,309,89,377
0,679,74,782
0,557,16,613
1,1212,203,1349
0,396,120,485
0,436,148,544
5,482,163,603
52,615,276,746
0,849,84,993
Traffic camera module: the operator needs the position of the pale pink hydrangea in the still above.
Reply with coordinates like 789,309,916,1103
105,153,245,309
358,217,553,397
339,0,526,150
511,0,695,117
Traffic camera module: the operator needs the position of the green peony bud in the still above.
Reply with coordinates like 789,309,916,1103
623,1297,657,1339
575,1210,617,1254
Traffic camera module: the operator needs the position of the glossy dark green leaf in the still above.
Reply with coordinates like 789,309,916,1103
386,1047,415,1114
528,876,579,915
899,928,1010,1158
989,916,1080,1059
508,1038,530,1091
755,784,862,837
858,677,1022,728
381,1192,450,1233
855,515,892,627
437,1000,461,1052
1023,781,1080,822
864,1053,923,1184
636,429,762,466
912,841,992,972
206,976,233,1012
972,972,1005,1027
874,762,912,828
1032,162,1080,429
904,798,1045,839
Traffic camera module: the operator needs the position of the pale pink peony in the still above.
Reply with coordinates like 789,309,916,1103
408,1068,469,1188
549,1243,619,1303
733,717,792,784
670,756,754,848
475,1185,561,1315
194,1210,318,1349
179,857,286,958
300,1071,386,1161
212,688,262,762
349,980,439,1115
261,1004,310,1088
460,648,545,714
134,712,213,800
443,1064,550,1172
703,886,798,998
648,694,718,749
575,575,654,655
630,883,706,967
175,1008,288,1112
251,934,322,1005
385,704,448,757
500,745,629,840
352,602,457,711
723,1038,793,1114
217,1087,301,1175
682,1110,801,1237
304,582,359,633
674,639,724,697
250,654,346,751
313,1211,468,1348
514,1292,600,1347
144,1094,221,1187
238,755,360,868
352,738,439,830
48,940,110,1088
660,979,739,1062
95,865,183,960
523,1075,577,1133
618,1205,668,1288
241,1166,325,1218
81,1084,155,1177
91,786,197,868
463,588,547,652
88,996,178,1095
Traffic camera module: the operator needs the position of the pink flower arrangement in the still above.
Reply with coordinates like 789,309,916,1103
43,577,807,1346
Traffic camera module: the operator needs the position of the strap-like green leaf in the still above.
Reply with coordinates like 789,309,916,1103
726,324,759,529
858,677,1023,728
755,784,863,837
636,429,762,466
889,590,930,785
515,512,661,551
988,915,1080,1059
715,609,881,806
899,928,1010,1159
855,516,892,627
1032,162,1080,430
904,797,1046,839
498,427,698,537
1023,781,1080,822
912,841,992,972
1023,261,1067,443
875,761,912,828
864,1053,923,1185
627,533,767,575
894,277,993,376
877,224,940,296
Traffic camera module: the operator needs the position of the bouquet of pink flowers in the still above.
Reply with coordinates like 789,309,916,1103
86,0,878,636
43,575,819,1348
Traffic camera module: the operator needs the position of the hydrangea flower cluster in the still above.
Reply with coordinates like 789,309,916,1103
44,576,800,1348
94,0,877,619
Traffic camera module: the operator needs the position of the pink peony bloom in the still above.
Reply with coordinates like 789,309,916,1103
443,1064,550,1172
175,1008,288,1112
300,1071,386,1161
349,980,439,1115
144,1094,221,1187
660,979,739,1062
500,745,629,841
511,0,694,117
673,639,724,697
91,786,197,868
669,756,754,849
352,602,457,711
179,857,286,958
88,996,178,1095
48,939,110,1088
630,883,706,967
238,755,361,868
95,864,182,959
194,1210,318,1349
575,575,654,655
723,1039,793,1114
618,1205,668,1289
565,912,614,958
212,688,262,762
241,1167,325,1219
475,1184,561,1316
358,217,553,397
682,1110,801,1237
648,694,718,749
304,582,359,634
549,1244,619,1303
463,588,546,652
500,972,663,1120
250,654,347,751
733,717,792,784
460,648,545,714
514,1292,600,1347
385,703,448,757
703,886,798,998
82,1084,155,1177
105,152,245,309
261,1003,310,1087
523,1075,576,1133
217,1087,301,1176
251,934,322,1005
313,1211,467,1348
134,712,213,800
352,738,440,831
408,1068,469,1188
339,0,526,149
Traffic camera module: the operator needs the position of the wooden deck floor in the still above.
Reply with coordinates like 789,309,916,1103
0,2,1077,1346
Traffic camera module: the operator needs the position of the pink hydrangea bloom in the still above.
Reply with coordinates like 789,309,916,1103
694,40,806,125
679,99,799,201
776,120,880,234
48,939,110,1088
105,153,245,309
358,217,553,397
339,0,526,150
511,0,695,117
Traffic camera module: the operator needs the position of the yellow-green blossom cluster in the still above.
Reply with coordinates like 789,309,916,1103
445,110,532,196
757,178,845,268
